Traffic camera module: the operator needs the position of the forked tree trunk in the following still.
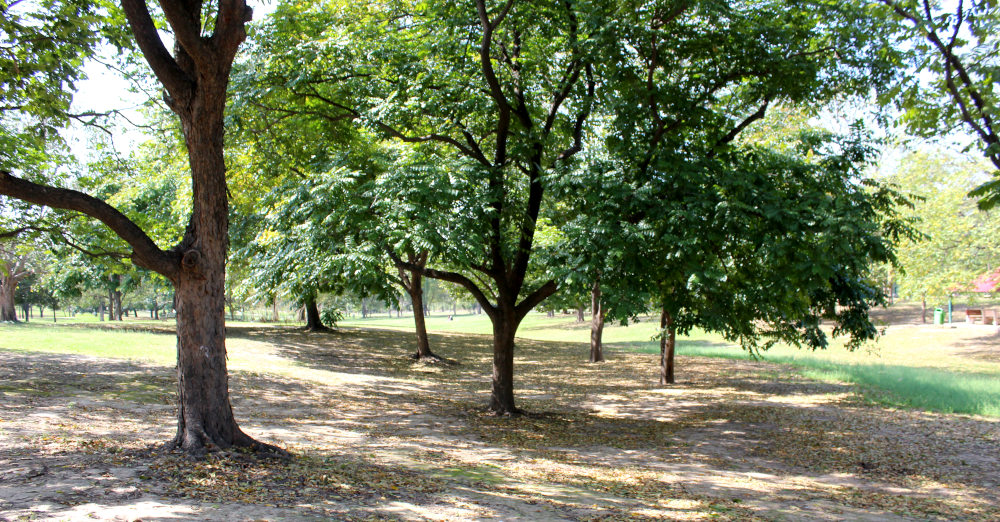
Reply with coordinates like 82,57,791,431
659,306,676,385
304,295,328,332
589,279,605,363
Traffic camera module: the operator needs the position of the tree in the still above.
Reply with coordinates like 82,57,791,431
887,149,1000,318
876,0,1000,205
0,242,33,322
0,0,280,456
556,0,911,384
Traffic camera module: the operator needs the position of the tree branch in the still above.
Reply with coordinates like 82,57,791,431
120,0,194,105
159,0,211,66
0,170,178,278
388,248,498,320
514,280,558,322
708,97,770,158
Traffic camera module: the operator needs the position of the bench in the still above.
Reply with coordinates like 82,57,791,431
965,309,998,324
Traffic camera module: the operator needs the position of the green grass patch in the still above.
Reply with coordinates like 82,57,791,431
0,322,177,365
626,340,1000,417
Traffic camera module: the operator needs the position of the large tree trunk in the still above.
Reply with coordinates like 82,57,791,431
659,306,676,385
490,308,520,415
0,279,16,322
167,104,276,456
303,295,328,332
589,279,605,363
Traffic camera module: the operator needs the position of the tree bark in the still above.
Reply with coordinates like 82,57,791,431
398,254,439,361
107,287,116,321
0,278,16,322
490,310,519,415
589,279,605,363
659,306,676,385
576,306,585,323
303,295,328,332
407,275,438,361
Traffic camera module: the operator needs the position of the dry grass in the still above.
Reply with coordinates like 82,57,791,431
1,324,999,520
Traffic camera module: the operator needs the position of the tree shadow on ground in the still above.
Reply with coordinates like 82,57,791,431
3,324,1000,520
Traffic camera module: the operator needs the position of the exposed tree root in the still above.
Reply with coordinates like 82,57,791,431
164,427,290,460
304,324,333,333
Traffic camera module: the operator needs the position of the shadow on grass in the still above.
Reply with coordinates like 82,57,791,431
5,325,1000,519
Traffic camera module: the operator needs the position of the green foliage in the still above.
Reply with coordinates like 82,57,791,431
319,307,344,328
876,0,1000,204
886,149,1000,301
0,0,111,175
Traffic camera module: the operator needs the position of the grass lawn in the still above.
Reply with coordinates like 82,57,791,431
341,309,1000,418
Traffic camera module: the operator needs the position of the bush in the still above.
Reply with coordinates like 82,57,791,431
320,307,344,328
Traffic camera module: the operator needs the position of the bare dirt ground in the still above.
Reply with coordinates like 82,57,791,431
2,325,999,521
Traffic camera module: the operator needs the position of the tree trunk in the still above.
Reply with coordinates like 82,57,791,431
99,299,105,321
22,304,30,322
271,299,279,322
659,306,676,385
407,270,439,361
576,306,585,323
107,288,116,321
304,295,328,332
490,309,520,415
589,279,605,363
166,104,278,456
0,280,16,322
38,305,43,318
114,275,123,320
921,296,927,324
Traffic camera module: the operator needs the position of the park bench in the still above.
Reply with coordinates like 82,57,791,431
965,309,998,324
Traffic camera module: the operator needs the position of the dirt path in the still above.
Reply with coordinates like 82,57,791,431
2,327,999,521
